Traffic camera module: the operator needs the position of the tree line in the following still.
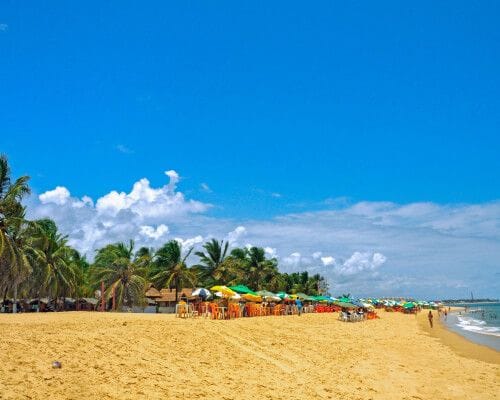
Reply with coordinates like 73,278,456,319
0,155,327,312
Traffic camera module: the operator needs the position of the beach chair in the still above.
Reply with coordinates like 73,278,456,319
209,303,220,320
339,312,349,322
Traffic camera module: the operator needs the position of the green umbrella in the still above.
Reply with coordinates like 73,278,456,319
333,300,357,308
276,292,289,299
229,285,258,295
314,295,333,302
256,290,276,297
403,302,415,309
338,297,352,303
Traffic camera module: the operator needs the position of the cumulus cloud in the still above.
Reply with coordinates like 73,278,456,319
30,170,210,255
334,252,386,276
321,256,335,266
226,226,246,245
140,224,169,240
94,173,207,218
39,186,71,205
175,235,204,250
264,247,277,258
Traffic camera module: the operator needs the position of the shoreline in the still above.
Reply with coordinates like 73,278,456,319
417,309,500,365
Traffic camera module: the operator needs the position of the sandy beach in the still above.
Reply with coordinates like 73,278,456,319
0,311,498,400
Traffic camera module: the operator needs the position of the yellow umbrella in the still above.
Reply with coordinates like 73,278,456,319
210,285,237,297
242,293,262,302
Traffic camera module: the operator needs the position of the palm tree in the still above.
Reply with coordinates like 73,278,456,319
0,155,32,312
150,240,196,303
194,239,229,285
228,246,279,290
30,219,79,308
91,240,147,309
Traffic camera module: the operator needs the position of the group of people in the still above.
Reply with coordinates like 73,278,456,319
428,306,451,328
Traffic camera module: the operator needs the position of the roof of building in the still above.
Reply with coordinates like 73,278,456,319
156,288,193,303
145,285,162,298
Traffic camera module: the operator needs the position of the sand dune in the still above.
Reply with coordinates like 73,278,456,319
0,311,498,400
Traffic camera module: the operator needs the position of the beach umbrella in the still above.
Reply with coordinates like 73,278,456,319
314,295,333,303
276,292,289,300
229,285,258,295
242,293,262,302
256,290,275,297
256,290,281,302
338,296,352,303
192,288,211,299
211,285,237,297
215,291,241,300
333,300,357,309
403,302,415,309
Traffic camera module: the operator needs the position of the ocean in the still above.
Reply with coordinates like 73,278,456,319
445,302,500,351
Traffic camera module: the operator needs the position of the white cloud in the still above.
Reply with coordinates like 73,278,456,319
271,192,282,198
0,24,8,32
321,256,335,266
226,226,246,245
140,224,169,240
264,247,277,258
165,170,179,192
31,170,210,255
312,251,322,259
334,252,386,276
175,235,204,250
95,174,208,218
39,186,71,205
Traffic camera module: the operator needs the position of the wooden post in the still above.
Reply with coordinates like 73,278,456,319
101,281,105,312
112,286,116,311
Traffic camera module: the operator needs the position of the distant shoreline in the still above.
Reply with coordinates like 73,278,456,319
417,308,499,364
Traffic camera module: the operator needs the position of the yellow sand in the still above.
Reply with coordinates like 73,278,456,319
0,311,498,400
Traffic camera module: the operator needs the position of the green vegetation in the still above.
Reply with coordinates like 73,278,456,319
0,155,327,311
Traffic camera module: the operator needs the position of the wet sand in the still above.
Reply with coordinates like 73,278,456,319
0,311,498,400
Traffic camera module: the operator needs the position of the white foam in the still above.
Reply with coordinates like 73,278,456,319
455,316,500,338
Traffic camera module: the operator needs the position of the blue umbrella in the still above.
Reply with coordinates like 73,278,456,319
192,288,211,299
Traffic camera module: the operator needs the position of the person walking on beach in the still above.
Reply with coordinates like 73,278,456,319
295,298,303,316
428,310,434,328
444,309,448,320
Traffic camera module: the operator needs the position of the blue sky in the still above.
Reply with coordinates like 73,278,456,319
1,2,499,298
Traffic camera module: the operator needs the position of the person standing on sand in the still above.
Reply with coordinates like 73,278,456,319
428,310,434,328
295,298,303,316
444,309,448,320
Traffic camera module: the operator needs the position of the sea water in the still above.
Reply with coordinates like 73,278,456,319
445,302,500,351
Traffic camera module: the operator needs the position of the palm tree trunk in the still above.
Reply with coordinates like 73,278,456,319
175,278,179,303
12,283,18,314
